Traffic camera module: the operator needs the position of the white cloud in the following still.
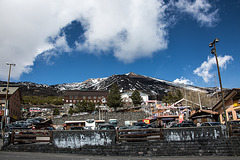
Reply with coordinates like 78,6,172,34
173,77,194,85
173,0,219,27
0,0,218,80
193,55,233,83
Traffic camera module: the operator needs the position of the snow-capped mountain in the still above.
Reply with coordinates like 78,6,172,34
55,72,217,95
1,72,220,97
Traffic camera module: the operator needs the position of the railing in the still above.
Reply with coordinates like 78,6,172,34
10,129,53,144
229,124,240,137
116,128,164,142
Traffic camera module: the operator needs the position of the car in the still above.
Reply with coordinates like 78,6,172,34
227,120,240,125
69,127,84,130
132,122,147,128
200,122,223,127
98,124,116,130
174,122,196,127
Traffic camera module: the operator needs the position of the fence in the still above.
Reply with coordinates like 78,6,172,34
8,125,240,145
116,128,163,142
10,129,52,144
229,124,240,137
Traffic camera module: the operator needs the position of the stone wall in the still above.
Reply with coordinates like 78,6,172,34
3,137,240,156
2,126,240,156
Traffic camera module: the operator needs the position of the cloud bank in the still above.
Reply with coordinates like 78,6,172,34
0,0,218,80
193,55,233,83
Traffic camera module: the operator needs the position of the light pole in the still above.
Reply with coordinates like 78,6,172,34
4,63,16,125
209,38,228,136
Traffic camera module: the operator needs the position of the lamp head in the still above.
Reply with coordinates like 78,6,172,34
209,42,213,48
211,48,215,55
214,38,219,43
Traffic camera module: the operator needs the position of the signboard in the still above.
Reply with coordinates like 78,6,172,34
142,119,150,124
233,99,240,107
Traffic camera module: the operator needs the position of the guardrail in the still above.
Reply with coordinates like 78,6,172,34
10,130,52,144
116,128,163,142
229,124,240,137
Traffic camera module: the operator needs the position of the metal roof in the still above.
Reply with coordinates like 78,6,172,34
0,86,19,95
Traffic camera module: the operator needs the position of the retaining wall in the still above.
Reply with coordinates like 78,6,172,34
2,126,240,156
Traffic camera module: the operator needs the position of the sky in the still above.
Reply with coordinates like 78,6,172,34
0,0,239,89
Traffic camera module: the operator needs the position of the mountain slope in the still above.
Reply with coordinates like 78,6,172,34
55,72,217,95
1,72,219,97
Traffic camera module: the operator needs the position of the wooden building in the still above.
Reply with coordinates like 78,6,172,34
0,85,22,122
212,88,240,123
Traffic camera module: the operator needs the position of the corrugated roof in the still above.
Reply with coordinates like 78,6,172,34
0,86,19,95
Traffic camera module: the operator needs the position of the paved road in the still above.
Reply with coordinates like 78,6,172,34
0,151,240,160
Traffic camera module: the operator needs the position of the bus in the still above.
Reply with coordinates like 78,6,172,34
85,119,105,130
29,107,41,112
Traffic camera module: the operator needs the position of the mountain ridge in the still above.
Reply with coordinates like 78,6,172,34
1,72,220,97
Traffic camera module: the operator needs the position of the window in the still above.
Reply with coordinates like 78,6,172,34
236,110,240,119
98,96,101,99
228,112,233,120
94,96,97,99
83,96,86,99
69,96,73,99
88,96,91,99
74,96,78,99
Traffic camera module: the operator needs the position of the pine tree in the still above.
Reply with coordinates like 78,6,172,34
68,107,74,115
53,108,60,115
107,83,123,111
130,90,143,106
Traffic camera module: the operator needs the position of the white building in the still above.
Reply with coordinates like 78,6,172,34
121,91,149,104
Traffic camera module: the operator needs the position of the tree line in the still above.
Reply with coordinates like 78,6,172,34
22,96,63,105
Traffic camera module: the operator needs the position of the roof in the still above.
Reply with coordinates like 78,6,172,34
0,86,19,95
212,88,240,111
189,109,218,119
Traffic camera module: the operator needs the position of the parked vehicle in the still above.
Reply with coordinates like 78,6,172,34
200,122,223,127
227,120,240,125
98,124,116,130
132,122,147,128
69,127,84,130
109,119,118,127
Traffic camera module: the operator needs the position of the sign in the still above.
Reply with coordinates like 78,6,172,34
142,119,150,124
101,98,106,103
233,99,240,107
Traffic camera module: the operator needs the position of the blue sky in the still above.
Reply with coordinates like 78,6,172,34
0,0,239,89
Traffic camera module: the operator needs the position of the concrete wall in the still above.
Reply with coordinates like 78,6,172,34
163,126,226,141
51,126,226,149
3,126,239,156
53,130,115,148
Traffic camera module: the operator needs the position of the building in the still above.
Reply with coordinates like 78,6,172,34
188,109,219,124
121,91,148,106
212,88,240,123
0,85,22,122
63,90,109,112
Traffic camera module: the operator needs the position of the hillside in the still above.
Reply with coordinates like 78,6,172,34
1,72,223,99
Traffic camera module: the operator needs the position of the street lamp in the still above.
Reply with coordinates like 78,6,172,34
4,63,16,125
209,38,228,136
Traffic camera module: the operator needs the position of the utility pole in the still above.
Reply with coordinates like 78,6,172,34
209,38,228,136
4,63,16,125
